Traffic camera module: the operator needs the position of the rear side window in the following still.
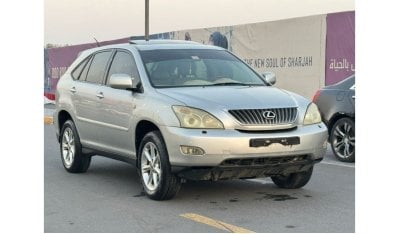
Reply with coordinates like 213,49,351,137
106,51,140,84
80,56,92,81
71,56,91,80
85,51,112,84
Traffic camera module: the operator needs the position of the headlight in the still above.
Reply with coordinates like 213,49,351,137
172,106,224,129
303,103,322,125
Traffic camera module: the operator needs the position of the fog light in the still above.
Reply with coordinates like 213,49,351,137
180,145,205,156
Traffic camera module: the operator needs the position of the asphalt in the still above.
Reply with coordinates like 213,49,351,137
44,123,354,232
44,104,55,124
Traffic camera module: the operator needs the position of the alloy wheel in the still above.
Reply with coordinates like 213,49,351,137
332,120,355,159
62,127,75,168
141,142,162,191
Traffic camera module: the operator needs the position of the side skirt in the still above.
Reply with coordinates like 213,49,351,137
82,146,137,166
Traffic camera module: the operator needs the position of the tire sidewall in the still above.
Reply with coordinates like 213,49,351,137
138,131,172,198
271,166,313,189
60,120,83,171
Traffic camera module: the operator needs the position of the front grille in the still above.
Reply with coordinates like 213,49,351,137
229,108,297,125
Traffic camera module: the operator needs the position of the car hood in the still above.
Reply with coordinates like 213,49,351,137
156,86,299,110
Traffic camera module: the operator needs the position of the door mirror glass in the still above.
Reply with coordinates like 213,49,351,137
109,74,135,90
261,71,276,85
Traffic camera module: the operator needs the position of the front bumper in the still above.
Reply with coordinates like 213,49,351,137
174,156,321,180
160,123,328,167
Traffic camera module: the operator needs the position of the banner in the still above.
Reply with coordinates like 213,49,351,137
172,15,327,99
45,12,355,100
325,11,355,85
231,15,326,99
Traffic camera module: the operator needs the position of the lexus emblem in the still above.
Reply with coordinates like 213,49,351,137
262,110,276,119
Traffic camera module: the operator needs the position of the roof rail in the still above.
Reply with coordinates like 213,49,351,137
129,39,200,45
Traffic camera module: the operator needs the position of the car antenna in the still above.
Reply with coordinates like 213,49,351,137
93,37,100,47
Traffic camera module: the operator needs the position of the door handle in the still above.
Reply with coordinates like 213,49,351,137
69,87,76,93
96,92,104,99
352,95,355,99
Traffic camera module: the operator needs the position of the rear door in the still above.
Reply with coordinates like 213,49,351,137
94,50,141,156
72,50,113,146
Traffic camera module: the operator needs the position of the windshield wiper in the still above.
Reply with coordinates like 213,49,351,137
209,82,250,86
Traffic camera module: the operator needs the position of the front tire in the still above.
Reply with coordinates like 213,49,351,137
138,131,181,200
330,117,355,162
60,120,91,173
271,167,313,189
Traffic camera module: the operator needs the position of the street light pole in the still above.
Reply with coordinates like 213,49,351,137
145,0,149,41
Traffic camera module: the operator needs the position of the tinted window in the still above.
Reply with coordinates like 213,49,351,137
71,56,91,80
86,51,112,84
106,51,140,84
80,56,92,81
139,49,265,88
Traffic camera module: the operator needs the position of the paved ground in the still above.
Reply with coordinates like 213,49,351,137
44,104,55,113
44,124,354,233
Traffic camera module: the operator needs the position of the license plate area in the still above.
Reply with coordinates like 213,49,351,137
249,137,300,147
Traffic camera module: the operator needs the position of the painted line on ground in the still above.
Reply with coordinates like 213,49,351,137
44,116,53,125
320,161,355,168
180,213,254,233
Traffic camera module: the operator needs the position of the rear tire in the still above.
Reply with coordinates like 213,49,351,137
330,117,355,162
138,131,181,200
60,120,91,173
271,167,313,189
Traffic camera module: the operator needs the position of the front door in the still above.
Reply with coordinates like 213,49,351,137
94,50,141,157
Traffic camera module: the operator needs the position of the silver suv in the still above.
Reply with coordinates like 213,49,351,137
55,40,328,200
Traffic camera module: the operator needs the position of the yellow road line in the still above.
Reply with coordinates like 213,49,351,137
180,213,254,233
44,116,54,125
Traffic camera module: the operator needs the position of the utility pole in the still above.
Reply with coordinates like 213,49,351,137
145,0,149,41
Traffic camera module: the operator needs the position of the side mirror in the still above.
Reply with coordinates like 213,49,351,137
261,71,276,85
109,74,139,90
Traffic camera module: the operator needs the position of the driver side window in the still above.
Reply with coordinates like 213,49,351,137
106,51,140,85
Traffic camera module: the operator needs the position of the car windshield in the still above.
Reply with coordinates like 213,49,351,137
139,49,266,88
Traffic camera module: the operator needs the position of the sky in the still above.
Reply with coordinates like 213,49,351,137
44,0,354,45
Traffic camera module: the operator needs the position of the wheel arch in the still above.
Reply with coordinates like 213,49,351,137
57,110,74,142
135,120,162,158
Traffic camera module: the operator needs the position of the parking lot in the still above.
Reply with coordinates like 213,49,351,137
44,124,354,232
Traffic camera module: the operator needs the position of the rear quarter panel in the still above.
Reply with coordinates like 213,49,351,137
316,89,355,130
